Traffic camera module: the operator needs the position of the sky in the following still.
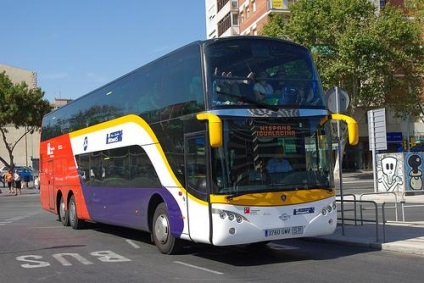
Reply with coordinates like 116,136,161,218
1,1,207,102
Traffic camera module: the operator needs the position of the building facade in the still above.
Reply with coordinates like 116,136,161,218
205,0,394,39
0,64,40,170
0,64,72,171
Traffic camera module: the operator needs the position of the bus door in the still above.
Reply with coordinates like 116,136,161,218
46,160,55,210
184,134,211,243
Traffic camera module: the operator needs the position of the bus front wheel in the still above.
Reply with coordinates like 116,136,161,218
58,195,69,226
152,203,183,255
69,195,84,229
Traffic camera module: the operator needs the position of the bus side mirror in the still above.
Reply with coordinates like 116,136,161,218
196,113,223,147
320,114,359,145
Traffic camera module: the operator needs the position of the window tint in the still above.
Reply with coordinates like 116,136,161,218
185,136,208,200
76,145,161,188
133,60,164,114
162,44,204,117
41,43,204,141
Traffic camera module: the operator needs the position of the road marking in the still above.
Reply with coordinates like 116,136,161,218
0,215,31,226
125,239,140,249
0,212,42,226
174,261,223,275
7,216,26,221
52,253,94,266
17,251,131,268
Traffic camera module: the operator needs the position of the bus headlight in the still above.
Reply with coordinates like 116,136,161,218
236,215,243,223
219,211,227,219
212,208,249,223
321,202,337,216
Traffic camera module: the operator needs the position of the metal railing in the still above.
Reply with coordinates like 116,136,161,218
337,191,424,243
360,192,399,222
336,198,380,242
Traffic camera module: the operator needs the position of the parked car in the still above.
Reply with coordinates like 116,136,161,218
0,166,8,186
0,165,34,183
15,166,34,182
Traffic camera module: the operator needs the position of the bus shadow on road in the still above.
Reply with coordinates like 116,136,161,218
185,239,377,266
76,221,377,264
84,221,155,245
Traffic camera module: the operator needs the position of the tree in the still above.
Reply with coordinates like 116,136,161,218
405,0,424,24
262,0,423,120
0,71,53,169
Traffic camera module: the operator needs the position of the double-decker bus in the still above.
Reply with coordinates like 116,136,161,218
40,36,358,254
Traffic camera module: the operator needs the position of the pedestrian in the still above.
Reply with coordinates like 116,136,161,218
4,170,14,194
34,175,40,193
13,170,22,196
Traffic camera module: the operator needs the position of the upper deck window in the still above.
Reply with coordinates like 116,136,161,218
204,38,326,110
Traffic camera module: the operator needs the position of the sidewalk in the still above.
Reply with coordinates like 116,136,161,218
313,221,424,256
0,183,39,197
314,171,424,257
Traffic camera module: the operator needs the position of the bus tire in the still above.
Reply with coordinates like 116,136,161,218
58,195,69,226
152,203,183,255
69,195,84,229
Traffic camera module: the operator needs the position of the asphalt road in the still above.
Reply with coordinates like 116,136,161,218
1,193,423,283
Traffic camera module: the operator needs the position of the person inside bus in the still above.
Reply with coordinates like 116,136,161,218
272,69,287,93
273,69,298,105
212,68,241,104
266,146,293,183
253,71,274,101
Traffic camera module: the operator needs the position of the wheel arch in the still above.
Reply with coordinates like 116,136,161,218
55,189,75,214
148,193,165,233
56,189,65,215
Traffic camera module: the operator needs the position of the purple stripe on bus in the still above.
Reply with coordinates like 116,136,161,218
81,184,184,236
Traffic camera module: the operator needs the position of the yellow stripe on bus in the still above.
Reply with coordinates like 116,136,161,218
69,114,158,143
209,189,335,206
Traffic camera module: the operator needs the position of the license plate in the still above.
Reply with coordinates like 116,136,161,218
291,226,304,235
264,226,304,237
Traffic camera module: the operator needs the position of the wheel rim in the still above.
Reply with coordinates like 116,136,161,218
69,201,76,223
154,214,169,244
60,198,66,221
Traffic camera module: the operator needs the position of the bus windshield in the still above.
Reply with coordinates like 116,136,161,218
211,116,333,195
205,38,326,109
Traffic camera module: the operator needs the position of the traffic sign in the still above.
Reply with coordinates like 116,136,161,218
325,87,349,113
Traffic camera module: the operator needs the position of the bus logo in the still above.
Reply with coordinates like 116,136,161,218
47,142,55,155
106,130,123,144
279,213,290,221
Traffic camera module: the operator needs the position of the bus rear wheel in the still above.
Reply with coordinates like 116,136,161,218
58,195,69,226
69,195,84,229
152,203,183,255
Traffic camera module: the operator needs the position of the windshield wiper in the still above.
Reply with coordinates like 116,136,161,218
215,90,279,112
226,189,266,201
